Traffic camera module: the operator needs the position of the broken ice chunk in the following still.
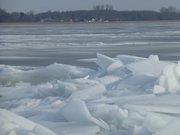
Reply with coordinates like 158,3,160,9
60,99,110,130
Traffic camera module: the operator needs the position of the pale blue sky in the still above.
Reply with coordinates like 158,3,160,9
0,0,179,13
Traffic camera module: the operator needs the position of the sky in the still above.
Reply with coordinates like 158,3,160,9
0,0,180,13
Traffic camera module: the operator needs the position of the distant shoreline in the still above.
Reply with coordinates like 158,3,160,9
1,8,180,24
1,20,180,26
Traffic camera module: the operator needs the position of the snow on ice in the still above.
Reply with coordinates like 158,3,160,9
0,53,180,135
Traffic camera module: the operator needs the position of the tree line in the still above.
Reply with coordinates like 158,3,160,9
1,6,180,23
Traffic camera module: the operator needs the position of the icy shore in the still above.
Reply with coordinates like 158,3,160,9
1,53,180,135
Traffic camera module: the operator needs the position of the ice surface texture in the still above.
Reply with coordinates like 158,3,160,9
0,53,180,135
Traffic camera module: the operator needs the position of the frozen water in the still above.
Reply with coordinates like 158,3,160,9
126,57,174,76
154,63,180,93
153,119,180,135
60,99,109,130
1,53,180,135
0,109,57,135
133,126,151,135
0,63,95,85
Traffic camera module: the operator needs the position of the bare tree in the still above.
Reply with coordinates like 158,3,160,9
93,4,113,11
100,5,105,10
167,6,177,13
160,6,177,13
105,4,113,10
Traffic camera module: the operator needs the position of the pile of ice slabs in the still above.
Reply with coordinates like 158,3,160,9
1,53,180,135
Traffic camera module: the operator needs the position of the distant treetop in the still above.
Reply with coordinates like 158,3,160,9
160,6,177,13
93,4,113,11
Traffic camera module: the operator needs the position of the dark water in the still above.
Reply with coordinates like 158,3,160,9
1,21,180,67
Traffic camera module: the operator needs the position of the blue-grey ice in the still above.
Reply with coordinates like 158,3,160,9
0,53,180,135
